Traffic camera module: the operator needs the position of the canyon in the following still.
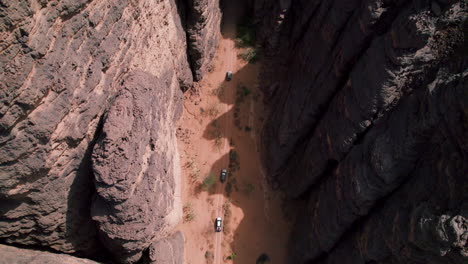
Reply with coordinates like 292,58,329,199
0,0,466,264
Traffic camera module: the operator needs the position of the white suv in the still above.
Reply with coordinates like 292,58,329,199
215,217,222,232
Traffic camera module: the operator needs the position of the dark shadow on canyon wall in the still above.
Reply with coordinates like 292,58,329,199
65,115,111,262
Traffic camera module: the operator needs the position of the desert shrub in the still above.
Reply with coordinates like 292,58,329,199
236,85,251,104
207,121,223,149
201,103,220,118
184,159,195,169
241,86,251,96
223,201,232,235
227,252,237,260
228,150,240,171
226,174,238,194
207,103,220,117
229,150,238,163
183,202,195,222
205,250,214,264
185,158,200,182
239,47,259,63
190,168,200,181
256,253,270,264
202,173,216,190
236,17,256,47
210,83,225,97
243,182,255,195
225,182,233,196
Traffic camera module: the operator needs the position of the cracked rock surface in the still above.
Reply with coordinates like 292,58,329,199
0,0,218,262
254,0,467,263
0,244,100,264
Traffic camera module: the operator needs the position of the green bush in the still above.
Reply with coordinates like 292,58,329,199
242,86,251,96
227,252,237,260
202,173,216,190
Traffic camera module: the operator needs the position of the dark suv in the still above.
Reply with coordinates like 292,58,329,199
225,71,232,81
220,169,227,182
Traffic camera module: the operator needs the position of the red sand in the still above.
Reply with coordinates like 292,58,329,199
176,3,292,264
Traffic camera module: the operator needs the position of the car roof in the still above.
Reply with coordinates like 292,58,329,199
216,217,221,220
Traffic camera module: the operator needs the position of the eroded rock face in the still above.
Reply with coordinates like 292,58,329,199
255,0,467,263
91,70,183,263
182,0,222,81
0,0,213,262
0,244,100,264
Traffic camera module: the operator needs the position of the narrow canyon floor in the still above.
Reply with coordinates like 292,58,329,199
176,4,292,264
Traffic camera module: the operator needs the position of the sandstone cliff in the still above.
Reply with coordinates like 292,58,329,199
179,0,221,81
0,244,100,264
0,0,219,263
255,0,467,263
1,0,466,263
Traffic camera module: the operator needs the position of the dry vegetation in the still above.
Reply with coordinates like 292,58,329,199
210,83,225,97
233,84,251,129
228,150,240,172
235,16,259,63
200,103,220,118
238,47,258,63
207,120,223,150
223,200,232,235
205,250,214,264
242,182,255,196
184,158,201,183
183,202,195,222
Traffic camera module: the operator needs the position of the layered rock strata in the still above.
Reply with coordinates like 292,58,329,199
91,70,183,263
0,244,100,264
255,0,467,263
181,0,222,81
0,0,217,262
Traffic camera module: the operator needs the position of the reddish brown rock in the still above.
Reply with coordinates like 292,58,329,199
0,0,216,262
0,244,100,264
91,70,183,263
182,0,222,81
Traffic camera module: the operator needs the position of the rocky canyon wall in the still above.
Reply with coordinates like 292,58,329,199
179,0,221,81
0,244,101,264
0,0,219,263
255,0,467,263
